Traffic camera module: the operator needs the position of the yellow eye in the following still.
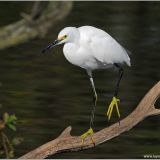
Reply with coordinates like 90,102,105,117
61,35,67,40
58,35,67,41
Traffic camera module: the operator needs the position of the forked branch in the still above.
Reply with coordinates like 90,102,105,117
19,81,160,159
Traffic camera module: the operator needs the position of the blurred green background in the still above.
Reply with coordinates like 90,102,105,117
0,1,160,158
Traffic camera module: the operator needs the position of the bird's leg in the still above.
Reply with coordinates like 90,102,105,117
89,77,97,128
106,64,123,121
81,71,97,145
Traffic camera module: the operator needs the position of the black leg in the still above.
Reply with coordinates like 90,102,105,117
114,63,124,97
87,70,97,129
106,64,123,122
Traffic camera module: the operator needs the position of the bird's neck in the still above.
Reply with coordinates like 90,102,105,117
69,29,80,44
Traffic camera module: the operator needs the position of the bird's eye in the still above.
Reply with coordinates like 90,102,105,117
64,35,67,38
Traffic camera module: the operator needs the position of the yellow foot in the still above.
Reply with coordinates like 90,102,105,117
106,96,121,121
81,128,95,145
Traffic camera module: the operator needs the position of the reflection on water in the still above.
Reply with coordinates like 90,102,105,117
0,1,160,158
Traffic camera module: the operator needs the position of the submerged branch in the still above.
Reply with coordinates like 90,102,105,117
0,1,73,50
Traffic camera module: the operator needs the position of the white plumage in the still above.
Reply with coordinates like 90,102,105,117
42,26,131,141
58,26,131,71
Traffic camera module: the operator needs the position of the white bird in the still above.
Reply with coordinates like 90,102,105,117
42,25,131,144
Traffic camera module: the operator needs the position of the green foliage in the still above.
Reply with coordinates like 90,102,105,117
3,113,17,131
11,137,23,146
0,112,23,159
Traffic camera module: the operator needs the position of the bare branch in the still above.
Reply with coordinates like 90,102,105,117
19,81,160,159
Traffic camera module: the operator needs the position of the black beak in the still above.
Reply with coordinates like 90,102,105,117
41,39,60,53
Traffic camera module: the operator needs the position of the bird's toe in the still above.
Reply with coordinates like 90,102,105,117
81,128,95,145
106,96,121,121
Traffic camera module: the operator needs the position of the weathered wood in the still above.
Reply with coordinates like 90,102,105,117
19,81,160,159
0,1,73,50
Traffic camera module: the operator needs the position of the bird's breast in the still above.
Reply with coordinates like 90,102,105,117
63,43,98,70
63,43,80,65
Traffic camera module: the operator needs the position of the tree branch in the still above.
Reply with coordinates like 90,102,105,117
19,81,160,159
0,1,73,50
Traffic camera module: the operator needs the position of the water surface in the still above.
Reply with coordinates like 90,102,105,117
0,1,160,158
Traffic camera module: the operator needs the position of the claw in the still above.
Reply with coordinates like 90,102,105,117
106,97,120,121
81,128,95,145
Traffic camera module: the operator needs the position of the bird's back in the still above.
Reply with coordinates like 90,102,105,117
78,26,131,67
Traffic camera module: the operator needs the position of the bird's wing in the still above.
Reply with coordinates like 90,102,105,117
78,26,131,66
78,26,110,42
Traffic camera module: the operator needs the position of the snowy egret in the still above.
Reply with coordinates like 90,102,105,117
42,26,131,144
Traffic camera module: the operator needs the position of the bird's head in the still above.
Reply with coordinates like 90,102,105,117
41,27,79,53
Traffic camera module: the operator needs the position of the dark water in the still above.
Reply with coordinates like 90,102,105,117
0,1,160,159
